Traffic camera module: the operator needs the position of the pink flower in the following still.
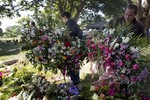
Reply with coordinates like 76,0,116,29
104,47,112,55
99,44,105,50
91,43,97,50
86,39,93,48
88,52,93,60
133,64,139,70
118,60,124,67
41,35,49,41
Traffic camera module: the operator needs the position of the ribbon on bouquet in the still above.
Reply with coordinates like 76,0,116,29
69,85,79,95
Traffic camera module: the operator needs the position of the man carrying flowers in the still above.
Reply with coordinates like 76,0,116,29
62,11,84,86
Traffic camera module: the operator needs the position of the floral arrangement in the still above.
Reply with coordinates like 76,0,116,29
87,27,149,99
10,74,52,100
26,26,88,75
8,74,80,100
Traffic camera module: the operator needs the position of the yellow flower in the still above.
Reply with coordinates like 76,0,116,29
62,56,67,60
57,40,60,43
35,56,39,61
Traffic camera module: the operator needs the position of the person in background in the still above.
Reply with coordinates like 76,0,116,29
109,4,145,38
29,21,38,38
62,11,83,39
62,11,82,86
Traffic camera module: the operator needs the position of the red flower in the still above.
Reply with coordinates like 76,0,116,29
0,72,3,79
64,41,71,47
125,54,131,60
95,86,99,91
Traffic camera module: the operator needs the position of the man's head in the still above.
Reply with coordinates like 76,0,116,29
124,4,138,23
62,11,71,23
30,21,36,27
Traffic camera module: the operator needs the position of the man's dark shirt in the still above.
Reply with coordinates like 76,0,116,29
66,19,83,39
109,16,145,38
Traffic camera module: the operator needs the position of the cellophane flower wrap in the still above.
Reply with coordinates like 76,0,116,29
87,27,149,99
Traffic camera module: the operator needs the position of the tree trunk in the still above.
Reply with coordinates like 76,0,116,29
136,0,150,38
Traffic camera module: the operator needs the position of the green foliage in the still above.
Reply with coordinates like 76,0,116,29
0,0,129,28
4,25,23,37
0,65,37,99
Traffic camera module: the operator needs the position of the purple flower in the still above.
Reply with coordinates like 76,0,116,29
120,44,128,50
130,76,137,83
41,35,49,41
108,89,115,96
137,67,149,81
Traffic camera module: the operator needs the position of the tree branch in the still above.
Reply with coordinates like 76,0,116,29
74,0,87,21
58,0,64,16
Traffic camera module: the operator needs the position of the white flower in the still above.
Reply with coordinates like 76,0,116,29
92,93,99,100
72,41,76,45
43,83,49,88
22,91,29,100
28,85,34,90
122,37,130,43
43,26,47,30
40,87,45,93
62,46,66,50
42,79,46,84
90,86,95,91
110,37,118,47
60,50,63,53
54,27,61,34
130,47,139,53
114,43,119,49
48,48,52,53
78,44,81,48
121,67,127,73
38,77,42,82
109,28,115,35
66,51,71,55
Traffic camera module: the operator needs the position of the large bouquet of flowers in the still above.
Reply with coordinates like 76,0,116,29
26,26,88,75
87,27,149,99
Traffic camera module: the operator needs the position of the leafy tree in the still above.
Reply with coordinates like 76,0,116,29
4,25,22,37
0,0,126,23
0,0,149,32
